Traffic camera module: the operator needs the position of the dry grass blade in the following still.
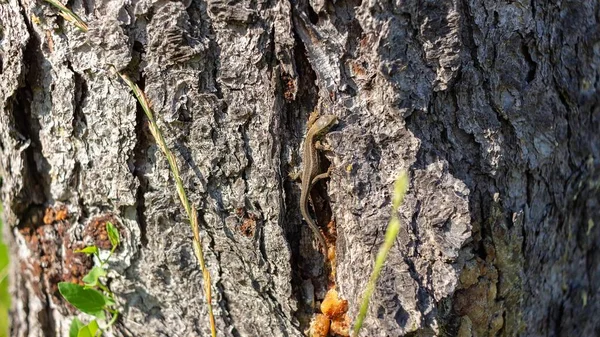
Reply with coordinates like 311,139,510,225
44,0,89,32
119,73,217,337
191,207,216,336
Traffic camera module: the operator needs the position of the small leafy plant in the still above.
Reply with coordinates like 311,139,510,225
59,222,121,337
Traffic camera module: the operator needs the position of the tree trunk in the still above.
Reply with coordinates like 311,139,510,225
1,0,599,336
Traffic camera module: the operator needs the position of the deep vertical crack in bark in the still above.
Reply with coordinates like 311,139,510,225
126,38,150,246
11,2,50,210
132,75,149,247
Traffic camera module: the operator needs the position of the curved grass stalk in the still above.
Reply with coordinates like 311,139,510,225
352,172,408,337
119,73,217,337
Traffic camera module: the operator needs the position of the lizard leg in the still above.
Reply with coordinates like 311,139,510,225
289,169,302,181
311,172,330,187
310,166,333,188
314,140,333,151
307,110,320,129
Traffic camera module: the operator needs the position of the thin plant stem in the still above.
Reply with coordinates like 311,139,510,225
0,268,8,286
98,310,119,336
118,73,217,337
106,310,119,329
352,172,409,337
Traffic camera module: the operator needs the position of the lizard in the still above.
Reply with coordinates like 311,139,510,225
300,114,338,252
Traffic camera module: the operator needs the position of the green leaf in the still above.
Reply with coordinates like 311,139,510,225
77,320,99,337
106,222,120,248
104,296,115,306
82,267,107,288
75,246,98,255
0,265,10,309
58,282,111,319
0,242,9,272
69,318,84,337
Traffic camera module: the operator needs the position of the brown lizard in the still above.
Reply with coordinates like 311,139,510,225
300,114,338,252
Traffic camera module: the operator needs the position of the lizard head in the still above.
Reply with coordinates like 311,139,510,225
313,115,338,134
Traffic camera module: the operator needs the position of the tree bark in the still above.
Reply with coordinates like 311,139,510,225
1,0,599,336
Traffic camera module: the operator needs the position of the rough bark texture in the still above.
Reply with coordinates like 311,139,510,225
1,0,599,336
